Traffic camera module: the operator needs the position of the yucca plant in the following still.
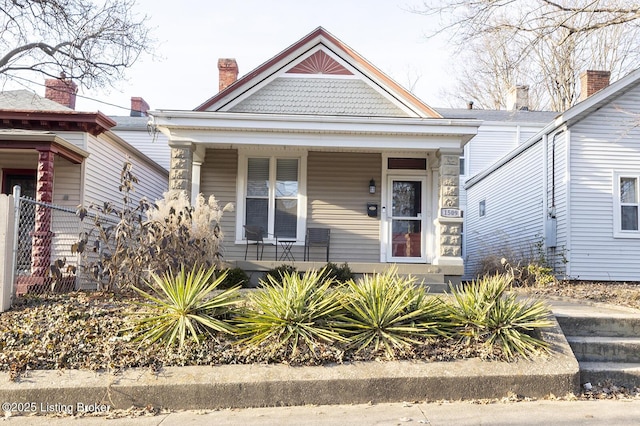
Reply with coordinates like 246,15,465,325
236,268,345,357
132,265,240,348
334,267,447,358
446,273,553,359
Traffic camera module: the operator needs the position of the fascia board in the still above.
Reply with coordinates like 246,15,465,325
152,110,478,136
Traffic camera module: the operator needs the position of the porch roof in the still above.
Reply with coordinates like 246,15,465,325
0,130,89,164
150,110,481,151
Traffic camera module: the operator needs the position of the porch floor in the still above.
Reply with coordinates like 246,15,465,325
230,260,458,292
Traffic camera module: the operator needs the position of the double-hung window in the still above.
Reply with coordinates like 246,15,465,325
614,173,640,237
243,154,304,240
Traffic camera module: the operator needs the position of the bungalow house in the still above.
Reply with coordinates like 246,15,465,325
150,27,481,284
0,80,168,293
465,69,640,281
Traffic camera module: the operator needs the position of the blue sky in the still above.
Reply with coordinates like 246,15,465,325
70,1,453,115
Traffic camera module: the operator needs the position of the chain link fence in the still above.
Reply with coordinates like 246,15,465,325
13,196,115,297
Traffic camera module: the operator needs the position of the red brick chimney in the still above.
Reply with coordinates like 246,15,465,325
44,74,78,109
579,70,611,101
130,97,150,117
218,58,238,92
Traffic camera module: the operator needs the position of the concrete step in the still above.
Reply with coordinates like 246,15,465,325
556,314,640,337
567,336,640,363
422,282,449,294
579,361,640,388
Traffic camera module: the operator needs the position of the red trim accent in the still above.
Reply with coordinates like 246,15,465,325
287,50,352,75
195,27,441,118
0,110,116,135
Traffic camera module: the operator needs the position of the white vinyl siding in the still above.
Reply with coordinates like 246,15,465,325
83,134,167,209
111,129,170,171
465,142,545,278
568,85,640,280
52,157,82,208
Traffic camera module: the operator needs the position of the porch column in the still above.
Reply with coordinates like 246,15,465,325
433,149,463,267
31,149,55,280
169,143,194,199
191,161,202,203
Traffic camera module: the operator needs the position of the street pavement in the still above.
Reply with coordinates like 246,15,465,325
3,399,640,425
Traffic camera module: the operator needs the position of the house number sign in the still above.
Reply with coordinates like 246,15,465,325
440,208,461,218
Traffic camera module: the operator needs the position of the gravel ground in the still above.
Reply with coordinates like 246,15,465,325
519,280,640,310
0,292,501,380
1,282,639,410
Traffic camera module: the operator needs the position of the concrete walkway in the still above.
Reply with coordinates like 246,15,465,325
3,399,640,425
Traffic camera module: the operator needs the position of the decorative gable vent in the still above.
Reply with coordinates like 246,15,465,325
287,50,352,75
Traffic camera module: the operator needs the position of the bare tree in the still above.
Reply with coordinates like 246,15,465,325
0,0,154,90
416,0,640,111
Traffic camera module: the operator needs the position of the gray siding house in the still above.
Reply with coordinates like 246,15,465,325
151,27,481,283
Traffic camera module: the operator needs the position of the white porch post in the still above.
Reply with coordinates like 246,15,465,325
433,149,463,268
191,161,202,203
190,146,206,204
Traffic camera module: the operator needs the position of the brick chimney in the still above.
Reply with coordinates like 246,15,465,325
44,74,77,109
507,84,529,111
579,70,610,101
130,97,150,117
218,58,238,92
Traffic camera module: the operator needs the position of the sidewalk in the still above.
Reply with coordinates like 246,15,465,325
4,399,640,425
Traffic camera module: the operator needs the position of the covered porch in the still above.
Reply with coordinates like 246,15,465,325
151,111,478,282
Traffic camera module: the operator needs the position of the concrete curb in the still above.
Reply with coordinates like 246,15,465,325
0,318,579,412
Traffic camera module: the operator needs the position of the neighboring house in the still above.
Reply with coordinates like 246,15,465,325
437,91,557,272
465,69,640,281
150,27,481,284
0,80,169,292
111,97,171,171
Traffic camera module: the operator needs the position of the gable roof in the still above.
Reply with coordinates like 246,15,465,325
195,27,441,118
466,66,640,189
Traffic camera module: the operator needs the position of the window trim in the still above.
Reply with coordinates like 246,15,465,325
236,150,307,244
613,172,640,238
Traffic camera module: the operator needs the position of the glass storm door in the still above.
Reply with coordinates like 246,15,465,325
387,177,425,262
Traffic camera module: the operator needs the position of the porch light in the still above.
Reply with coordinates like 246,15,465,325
369,178,376,194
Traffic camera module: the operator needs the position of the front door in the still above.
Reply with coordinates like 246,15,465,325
386,177,426,262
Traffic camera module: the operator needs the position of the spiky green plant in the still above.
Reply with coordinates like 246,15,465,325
446,274,553,359
236,268,345,357
132,266,239,348
334,267,447,357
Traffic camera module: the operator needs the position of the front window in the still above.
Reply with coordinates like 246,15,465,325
244,156,302,240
